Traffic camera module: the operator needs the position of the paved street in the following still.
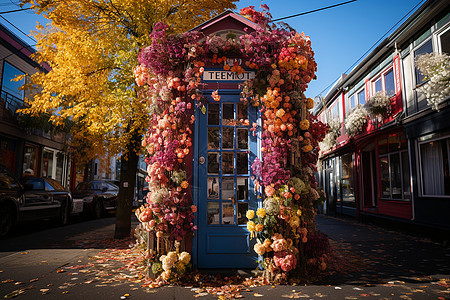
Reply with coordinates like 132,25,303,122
0,215,449,299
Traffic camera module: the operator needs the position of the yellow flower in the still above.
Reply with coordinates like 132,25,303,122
246,210,255,220
302,144,313,152
256,208,266,218
255,223,264,232
253,243,266,255
297,209,302,216
306,98,314,109
300,119,310,131
247,221,255,232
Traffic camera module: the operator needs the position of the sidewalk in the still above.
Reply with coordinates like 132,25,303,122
316,214,450,286
0,215,449,299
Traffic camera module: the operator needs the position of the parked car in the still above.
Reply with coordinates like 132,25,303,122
0,165,72,237
71,181,119,218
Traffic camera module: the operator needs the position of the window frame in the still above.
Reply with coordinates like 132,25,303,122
1,61,25,100
436,23,450,55
370,66,396,98
417,134,450,198
379,149,410,201
357,88,366,105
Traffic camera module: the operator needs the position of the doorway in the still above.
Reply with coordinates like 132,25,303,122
196,92,258,268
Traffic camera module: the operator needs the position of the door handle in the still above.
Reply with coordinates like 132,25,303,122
199,156,205,165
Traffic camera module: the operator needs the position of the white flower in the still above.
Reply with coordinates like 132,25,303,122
319,118,341,152
416,52,450,110
344,105,368,137
366,91,391,120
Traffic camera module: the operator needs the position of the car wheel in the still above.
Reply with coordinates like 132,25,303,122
0,204,15,238
58,200,69,226
92,199,103,219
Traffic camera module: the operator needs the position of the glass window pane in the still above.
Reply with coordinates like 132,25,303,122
222,178,234,200
420,139,450,195
207,177,219,199
380,156,390,198
350,95,356,110
237,202,248,225
341,154,355,206
236,102,248,125
222,202,235,225
384,69,395,97
440,28,450,54
237,177,248,200
1,62,24,100
208,152,219,174
208,128,220,149
375,78,382,93
401,151,411,199
414,40,433,85
358,89,365,105
237,153,248,174
237,128,248,150
207,202,220,224
222,127,234,149
208,103,219,125
390,153,402,199
222,153,234,174
222,103,234,125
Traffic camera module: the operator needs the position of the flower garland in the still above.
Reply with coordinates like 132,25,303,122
416,52,450,111
133,5,329,284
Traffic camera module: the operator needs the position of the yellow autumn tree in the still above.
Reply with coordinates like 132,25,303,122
20,0,236,238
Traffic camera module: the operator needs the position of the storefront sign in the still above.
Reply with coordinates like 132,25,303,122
203,70,255,81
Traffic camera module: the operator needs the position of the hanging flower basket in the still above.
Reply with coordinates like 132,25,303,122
344,105,368,137
415,52,450,111
365,91,391,122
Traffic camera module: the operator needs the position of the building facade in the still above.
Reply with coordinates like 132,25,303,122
315,0,450,233
0,23,71,187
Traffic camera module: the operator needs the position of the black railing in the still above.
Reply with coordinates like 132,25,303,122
1,90,24,115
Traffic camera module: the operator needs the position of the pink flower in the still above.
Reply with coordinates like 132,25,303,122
273,250,297,272
265,185,275,197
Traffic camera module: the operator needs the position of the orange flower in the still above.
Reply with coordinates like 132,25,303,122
255,223,264,232
223,64,230,71
180,181,189,189
300,119,310,130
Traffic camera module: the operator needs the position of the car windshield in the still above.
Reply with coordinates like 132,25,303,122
75,182,103,191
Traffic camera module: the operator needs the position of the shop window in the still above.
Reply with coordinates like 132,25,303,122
340,153,355,207
378,133,410,200
23,144,38,176
419,136,450,196
0,138,16,173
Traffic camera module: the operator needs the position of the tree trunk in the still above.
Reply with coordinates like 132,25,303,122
114,133,140,239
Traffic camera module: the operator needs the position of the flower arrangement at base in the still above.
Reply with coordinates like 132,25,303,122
344,104,368,137
416,52,450,111
133,4,329,285
366,91,391,121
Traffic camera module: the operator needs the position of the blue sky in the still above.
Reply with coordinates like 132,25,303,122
2,0,425,99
